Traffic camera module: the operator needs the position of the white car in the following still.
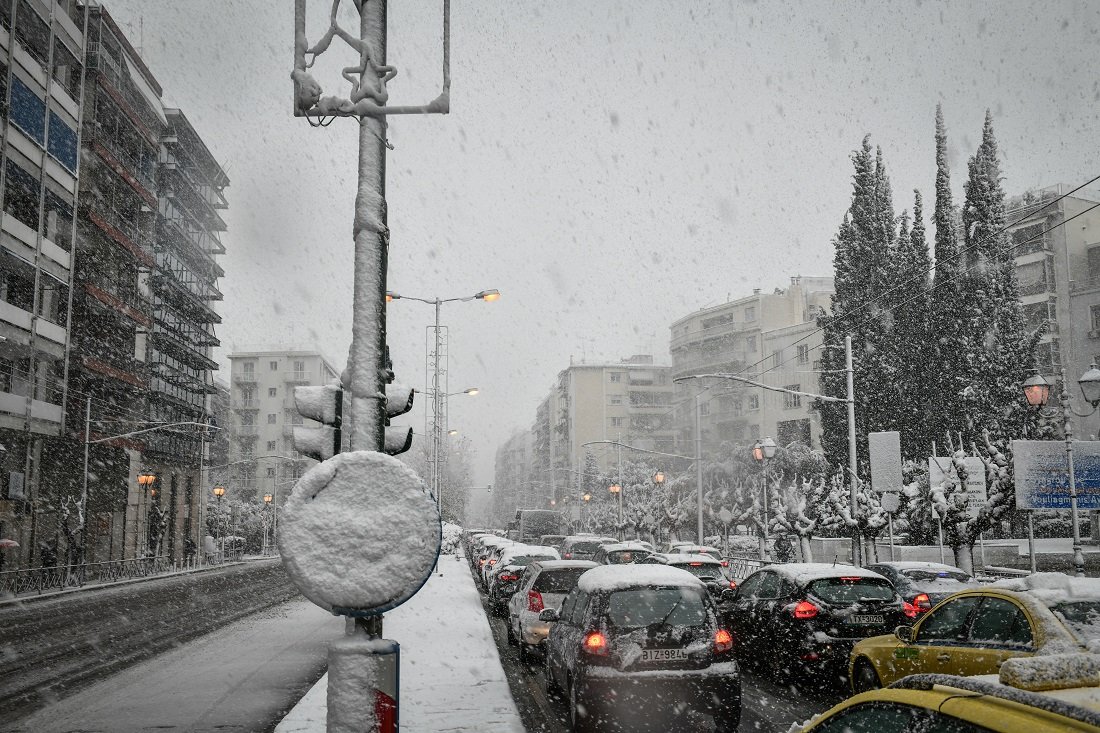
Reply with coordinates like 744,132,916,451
507,559,597,663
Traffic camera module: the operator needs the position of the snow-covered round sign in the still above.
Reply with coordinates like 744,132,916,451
278,450,441,615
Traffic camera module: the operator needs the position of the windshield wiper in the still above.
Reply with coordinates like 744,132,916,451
654,597,684,628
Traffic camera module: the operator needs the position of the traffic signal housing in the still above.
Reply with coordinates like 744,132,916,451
384,383,414,455
292,384,343,461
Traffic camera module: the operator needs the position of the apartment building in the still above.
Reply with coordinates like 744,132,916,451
226,350,340,504
668,276,834,454
491,428,532,526
1007,185,1100,442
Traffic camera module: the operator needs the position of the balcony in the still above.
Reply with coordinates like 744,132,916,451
1071,275,1100,295
233,372,258,385
235,425,259,441
284,371,311,384
234,400,259,411
1018,280,1053,297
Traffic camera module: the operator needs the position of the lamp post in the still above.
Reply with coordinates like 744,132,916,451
137,469,156,559
653,470,665,486
212,485,226,562
608,481,623,538
263,493,274,555
582,492,591,530
752,437,777,560
1021,362,1100,577
387,289,499,516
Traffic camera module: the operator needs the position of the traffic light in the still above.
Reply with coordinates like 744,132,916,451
292,384,343,461
384,382,414,455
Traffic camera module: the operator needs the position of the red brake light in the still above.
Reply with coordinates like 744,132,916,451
729,580,738,590
903,601,918,619
583,631,608,655
563,553,572,559
793,600,819,619
714,629,734,653
500,574,518,582
689,562,704,567
839,576,861,581
913,593,932,611
489,559,497,565
527,590,545,613
720,560,729,567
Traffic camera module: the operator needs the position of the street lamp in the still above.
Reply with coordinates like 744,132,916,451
263,493,273,556
653,470,665,486
212,485,226,562
608,482,623,538
752,437,777,561
387,289,500,518
1021,363,1100,577
136,470,156,559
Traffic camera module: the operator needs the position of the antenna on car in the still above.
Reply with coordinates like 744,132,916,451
832,554,838,567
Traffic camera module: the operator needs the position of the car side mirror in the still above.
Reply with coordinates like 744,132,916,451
895,625,916,644
721,589,738,604
539,608,560,623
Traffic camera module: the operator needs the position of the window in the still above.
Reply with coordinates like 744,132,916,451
610,417,623,427
699,402,710,416
47,113,79,171
9,77,45,145
242,362,255,376
770,350,781,368
746,336,757,353
810,703,917,733
294,360,305,372
267,413,277,424
745,306,756,322
240,446,254,460
240,413,254,426
268,387,277,397
754,572,780,599
14,1,50,65
270,361,278,371
797,345,809,364
967,598,1033,648
568,590,590,625
290,413,303,426
267,441,276,451
43,189,74,250
241,387,254,404
266,467,276,478
610,372,621,383
916,596,981,643
784,385,802,409
1092,305,1100,334
51,39,82,97
609,395,622,405
747,395,760,410
1089,245,1100,283
3,160,41,231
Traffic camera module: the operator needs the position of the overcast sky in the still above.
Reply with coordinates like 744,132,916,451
106,0,1100,484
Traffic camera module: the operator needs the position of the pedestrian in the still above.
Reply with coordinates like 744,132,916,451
773,534,794,563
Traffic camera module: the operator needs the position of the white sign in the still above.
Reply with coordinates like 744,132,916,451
1012,440,1100,510
7,471,24,500
928,456,987,519
869,431,903,494
880,491,901,513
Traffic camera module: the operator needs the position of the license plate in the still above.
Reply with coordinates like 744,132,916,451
848,614,884,625
641,648,689,663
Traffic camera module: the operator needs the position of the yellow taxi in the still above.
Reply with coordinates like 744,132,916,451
848,585,1094,692
799,668,1100,733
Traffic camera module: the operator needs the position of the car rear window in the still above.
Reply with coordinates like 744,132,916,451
607,550,650,564
607,587,707,629
807,577,896,604
568,541,602,553
507,555,555,566
672,563,723,580
902,569,971,583
533,569,589,594
1052,601,1100,642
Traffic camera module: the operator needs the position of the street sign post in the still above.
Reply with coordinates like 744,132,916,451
1012,440,1100,510
880,491,900,561
928,456,987,519
869,431,903,494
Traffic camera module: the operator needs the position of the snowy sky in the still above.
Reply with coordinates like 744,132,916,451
104,0,1100,484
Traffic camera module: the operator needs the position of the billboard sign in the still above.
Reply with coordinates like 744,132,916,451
1012,440,1100,510
868,431,903,494
928,456,986,519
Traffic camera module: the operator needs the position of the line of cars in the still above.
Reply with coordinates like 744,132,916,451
465,529,1100,731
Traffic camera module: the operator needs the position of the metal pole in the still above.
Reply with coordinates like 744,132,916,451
761,454,769,560
1062,370,1084,577
887,513,895,561
1027,511,1037,574
617,442,623,538
846,335,861,567
79,397,91,565
695,391,704,545
433,298,442,514
937,517,945,564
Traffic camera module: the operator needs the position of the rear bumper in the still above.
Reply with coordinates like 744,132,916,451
520,618,551,647
578,661,741,715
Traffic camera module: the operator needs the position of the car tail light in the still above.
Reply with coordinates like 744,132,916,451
583,631,608,656
563,553,573,559
527,590,545,613
792,600,819,619
903,601,918,619
489,559,497,566
720,560,729,567
913,593,932,611
689,562,703,567
714,629,733,653
840,576,861,581
500,574,518,582
728,580,738,590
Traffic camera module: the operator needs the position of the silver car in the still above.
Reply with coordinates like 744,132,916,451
507,559,597,663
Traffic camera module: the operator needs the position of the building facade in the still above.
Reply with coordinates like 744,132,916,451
491,428,532,527
225,350,339,506
668,276,834,455
1006,185,1100,442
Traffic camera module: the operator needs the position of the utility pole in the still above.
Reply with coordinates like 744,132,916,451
846,335,860,567
694,391,704,544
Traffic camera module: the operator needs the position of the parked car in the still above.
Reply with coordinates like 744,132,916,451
725,563,910,684
486,545,561,614
560,535,617,561
481,541,524,588
507,559,598,663
543,564,741,732
476,539,516,588
798,671,1100,733
591,541,653,565
865,561,980,615
848,573,1100,693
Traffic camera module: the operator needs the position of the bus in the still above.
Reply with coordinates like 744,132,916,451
511,509,562,544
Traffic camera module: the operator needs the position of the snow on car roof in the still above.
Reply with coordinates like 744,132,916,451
661,553,722,565
527,560,599,572
993,573,1100,604
599,542,652,552
501,545,560,560
577,564,705,593
769,562,886,584
870,561,968,573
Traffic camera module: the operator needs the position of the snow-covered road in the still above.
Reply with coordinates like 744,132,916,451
10,597,342,733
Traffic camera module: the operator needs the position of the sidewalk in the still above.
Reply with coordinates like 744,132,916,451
275,554,524,732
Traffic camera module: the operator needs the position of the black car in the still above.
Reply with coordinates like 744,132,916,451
725,563,911,684
865,561,980,616
543,564,741,732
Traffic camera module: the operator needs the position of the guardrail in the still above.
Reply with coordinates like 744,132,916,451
978,564,1032,580
0,555,207,597
725,554,773,580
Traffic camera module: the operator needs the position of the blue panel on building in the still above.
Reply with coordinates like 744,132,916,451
48,112,78,172
10,77,45,145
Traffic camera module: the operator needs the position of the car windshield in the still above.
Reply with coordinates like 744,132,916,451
532,569,589,594
670,563,723,580
567,541,602,553
1051,601,1100,642
807,577,896,604
607,587,707,629
902,569,972,583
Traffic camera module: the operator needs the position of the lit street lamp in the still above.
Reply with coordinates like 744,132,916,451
609,482,623,537
1021,362,1100,577
653,470,665,486
137,470,156,559
752,436,777,560
212,485,226,562
263,493,274,556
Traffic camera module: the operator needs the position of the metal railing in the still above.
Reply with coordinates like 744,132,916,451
724,553,773,580
0,556,183,597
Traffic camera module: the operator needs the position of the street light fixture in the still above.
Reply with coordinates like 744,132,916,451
263,493,274,556
653,470,665,486
1020,363,1100,577
752,437,777,560
212,485,226,563
136,470,156,558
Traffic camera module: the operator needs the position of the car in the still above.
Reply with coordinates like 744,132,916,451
486,545,561,614
798,668,1100,733
848,573,1100,693
543,564,741,733
865,561,980,615
726,563,911,684
560,535,617,561
539,534,568,552
507,559,598,663
481,541,523,588
591,541,653,565
670,545,725,563
643,553,735,598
